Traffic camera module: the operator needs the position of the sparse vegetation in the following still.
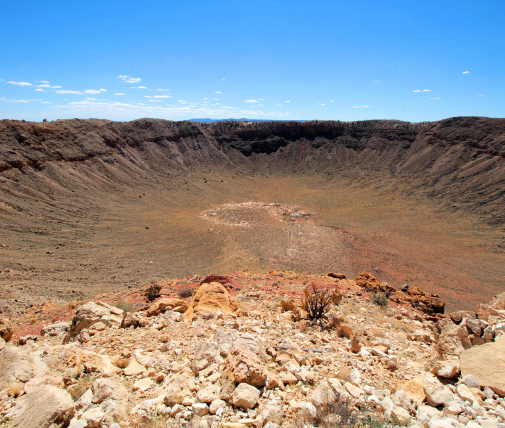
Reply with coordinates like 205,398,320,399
372,293,389,307
280,297,296,312
116,301,136,313
337,324,354,339
178,287,194,298
144,282,161,302
301,284,342,321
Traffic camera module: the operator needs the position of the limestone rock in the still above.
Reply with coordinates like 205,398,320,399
64,348,120,377
391,406,412,426
11,385,75,428
424,386,455,407
398,374,442,406
257,405,283,426
64,302,122,343
40,321,70,337
210,398,227,414
432,360,460,379
0,345,48,387
146,297,187,317
231,383,261,409
220,346,283,394
197,384,220,403
184,282,240,319
417,405,442,427
460,334,505,396
310,380,337,409
123,359,146,376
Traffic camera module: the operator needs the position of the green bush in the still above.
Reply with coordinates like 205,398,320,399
372,293,388,307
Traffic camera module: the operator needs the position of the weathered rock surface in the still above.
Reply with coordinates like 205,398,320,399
460,334,505,396
184,282,240,319
11,385,75,428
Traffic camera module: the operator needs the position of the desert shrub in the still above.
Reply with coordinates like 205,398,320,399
372,293,388,307
115,301,136,313
301,284,342,321
337,325,354,339
280,297,296,312
144,283,161,302
178,287,194,298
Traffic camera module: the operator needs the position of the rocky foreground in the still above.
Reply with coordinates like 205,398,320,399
1,271,505,428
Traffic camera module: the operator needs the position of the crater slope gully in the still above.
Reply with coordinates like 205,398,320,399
1,117,505,313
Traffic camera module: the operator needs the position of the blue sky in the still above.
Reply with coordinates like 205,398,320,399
1,1,503,122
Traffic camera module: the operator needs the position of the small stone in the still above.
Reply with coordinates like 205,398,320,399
192,403,209,417
231,383,261,409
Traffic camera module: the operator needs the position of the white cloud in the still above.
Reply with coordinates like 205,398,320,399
275,103,281,106
330,100,335,102
153,95,172,98
321,104,325,106
148,100,161,102
37,84,51,88
222,79,225,81
259,99,264,101
245,100,258,103
423,89,431,92
215,91,222,94
214,98,219,100
352,105,369,108
477,95,483,97
52,85,61,89
56,90,83,94
220,106,238,109
99,89,107,92
115,93,126,96
51,99,291,120
86,97,97,100
138,86,147,89
7,81,32,86
84,89,101,94
40,101,51,104
430,97,441,100
118,75,141,84
412,90,421,92
9,99,31,103
37,80,50,84
203,98,208,100
373,80,380,83
35,88,44,92
462,71,470,74
285,100,291,103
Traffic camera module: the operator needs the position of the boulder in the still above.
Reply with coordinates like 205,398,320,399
257,405,284,426
192,340,219,374
192,403,209,416
184,282,240,319
220,346,283,396
310,380,337,409
431,360,460,379
231,383,261,409
460,334,505,396
424,385,455,407
40,321,70,337
10,385,75,428
64,302,122,342
64,348,121,377
0,345,48,387
397,374,442,406
197,384,221,403
146,297,187,317
436,318,470,359
0,318,13,342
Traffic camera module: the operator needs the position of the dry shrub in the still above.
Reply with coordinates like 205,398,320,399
301,284,342,321
144,283,161,302
178,287,194,298
337,325,354,339
116,301,136,313
280,297,296,312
